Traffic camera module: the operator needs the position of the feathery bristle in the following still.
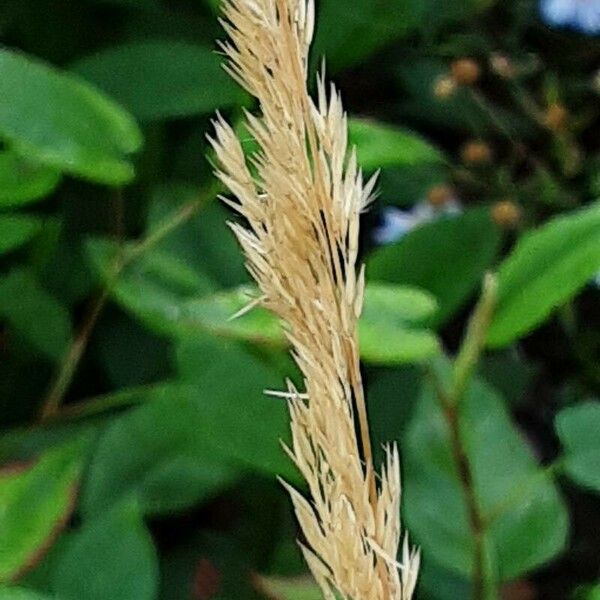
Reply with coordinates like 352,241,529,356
209,0,419,597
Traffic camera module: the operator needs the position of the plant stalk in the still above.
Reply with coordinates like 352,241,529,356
38,184,219,422
432,274,499,600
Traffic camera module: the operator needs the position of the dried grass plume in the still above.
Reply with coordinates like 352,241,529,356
209,0,420,597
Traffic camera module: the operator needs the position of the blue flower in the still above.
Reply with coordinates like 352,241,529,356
373,208,418,245
540,0,600,35
373,199,463,246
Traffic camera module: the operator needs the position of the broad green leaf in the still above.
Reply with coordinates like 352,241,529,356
312,0,418,72
0,440,84,582
176,336,297,480
0,215,42,256
403,377,568,580
0,48,142,185
104,276,440,365
418,556,471,600
83,337,297,517
0,153,60,208
86,237,215,338
0,269,72,360
349,118,445,172
368,208,502,325
0,420,103,465
0,588,53,600
72,41,247,121
555,402,600,492
359,283,441,364
180,285,283,344
52,502,158,600
81,384,239,518
255,575,325,600
488,203,600,347
89,222,441,366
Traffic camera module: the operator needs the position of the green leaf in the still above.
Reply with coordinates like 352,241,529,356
72,41,247,121
81,384,240,518
349,118,445,172
0,215,42,256
0,48,142,185
403,377,568,581
488,203,600,347
0,269,72,361
86,237,215,338
0,440,84,582
418,556,471,600
555,402,600,492
83,336,298,517
180,285,283,344
368,208,502,325
52,502,159,600
89,221,441,366
0,152,60,208
359,283,441,364
311,0,418,72
110,278,440,365
176,336,297,480
0,588,53,600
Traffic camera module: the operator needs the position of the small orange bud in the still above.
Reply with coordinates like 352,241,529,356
543,103,569,132
461,140,493,165
427,185,454,207
433,75,457,99
490,53,515,79
450,58,481,86
492,200,522,228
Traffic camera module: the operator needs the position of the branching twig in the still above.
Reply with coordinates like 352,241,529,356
38,183,220,422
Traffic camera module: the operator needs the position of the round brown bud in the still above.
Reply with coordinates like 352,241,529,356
543,103,569,132
490,53,515,79
433,75,457,99
492,200,522,229
427,185,454,207
461,140,493,165
450,58,481,86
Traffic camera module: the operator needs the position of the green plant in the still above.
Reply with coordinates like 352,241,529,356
0,0,598,598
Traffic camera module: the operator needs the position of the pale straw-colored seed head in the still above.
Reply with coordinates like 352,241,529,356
209,1,420,597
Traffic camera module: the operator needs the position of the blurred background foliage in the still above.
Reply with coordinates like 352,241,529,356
0,0,599,598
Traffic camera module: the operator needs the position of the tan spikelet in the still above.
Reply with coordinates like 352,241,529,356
209,0,420,597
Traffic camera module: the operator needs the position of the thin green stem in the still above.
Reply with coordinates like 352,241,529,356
55,383,163,421
431,274,499,600
38,183,220,423
469,89,553,176
452,273,498,406
38,276,118,423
